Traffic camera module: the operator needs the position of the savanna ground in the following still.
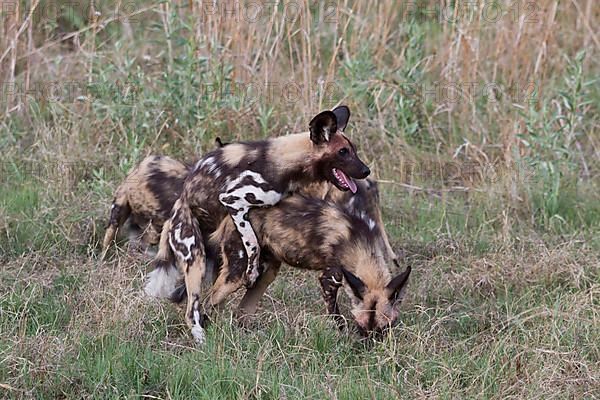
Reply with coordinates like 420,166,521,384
1,0,599,398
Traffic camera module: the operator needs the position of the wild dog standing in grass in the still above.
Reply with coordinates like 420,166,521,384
148,106,371,343
164,180,404,337
201,194,411,337
101,155,189,259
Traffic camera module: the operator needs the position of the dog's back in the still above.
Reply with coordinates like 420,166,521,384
210,194,385,282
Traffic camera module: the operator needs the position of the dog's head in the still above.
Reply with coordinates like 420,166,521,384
309,106,370,193
341,265,411,337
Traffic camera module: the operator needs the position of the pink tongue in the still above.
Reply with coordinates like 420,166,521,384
338,169,358,193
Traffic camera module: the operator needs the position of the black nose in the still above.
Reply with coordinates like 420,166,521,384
361,166,371,178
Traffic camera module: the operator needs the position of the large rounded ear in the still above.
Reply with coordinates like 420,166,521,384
309,110,337,144
385,265,411,304
332,105,351,131
341,268,366,300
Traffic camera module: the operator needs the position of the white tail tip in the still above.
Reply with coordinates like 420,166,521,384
144,264,181,299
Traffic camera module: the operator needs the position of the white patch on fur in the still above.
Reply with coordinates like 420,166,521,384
144,265,181,298
219,170,283,286
221,179,282,209
111,204,115,210
367,218,376,231
230,209,261,284
192,309,205,344
195,156,214,172
357,211,375,230
194,156,222,177
169,223,196,261
246,264,260,284
238,250,244,259
228,170,267,186
192,325,205,344
331,276,342,285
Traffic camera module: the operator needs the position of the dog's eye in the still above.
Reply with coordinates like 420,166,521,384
338,148,349,156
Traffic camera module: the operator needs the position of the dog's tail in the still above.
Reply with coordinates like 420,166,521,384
101,187,132,260
144,217,181,298
215,137,229,147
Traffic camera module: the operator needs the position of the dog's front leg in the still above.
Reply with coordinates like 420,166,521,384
319,268,345,329
231,208,262,286
219,202,261,287
219,177,282,287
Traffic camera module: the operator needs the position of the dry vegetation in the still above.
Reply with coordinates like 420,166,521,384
0,0,599,398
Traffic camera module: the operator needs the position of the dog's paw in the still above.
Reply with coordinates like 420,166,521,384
245,267,260,288
191,325,206,345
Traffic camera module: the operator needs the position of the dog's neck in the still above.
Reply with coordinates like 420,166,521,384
342,241,390,290
268,132,325,187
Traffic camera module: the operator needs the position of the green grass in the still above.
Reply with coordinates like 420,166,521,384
1,254,597,398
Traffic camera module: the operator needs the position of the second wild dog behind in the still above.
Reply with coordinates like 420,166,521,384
151,106,371,343
101,155,190,258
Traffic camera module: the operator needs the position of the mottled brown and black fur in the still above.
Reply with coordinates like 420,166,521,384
205,194,411,336
320,178,397,263
104,155,403,335
149,107,372,343
101,155,189,258
101,137,230,257
102,157,396,268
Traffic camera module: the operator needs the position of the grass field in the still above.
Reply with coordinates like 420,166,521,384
1,0,599,398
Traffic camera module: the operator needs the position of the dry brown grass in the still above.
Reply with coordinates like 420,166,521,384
1,236,598,397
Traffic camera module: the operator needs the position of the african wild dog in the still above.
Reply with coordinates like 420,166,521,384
148,106,371,343
101,138,230,257
191,194,411,337
101,155,189,258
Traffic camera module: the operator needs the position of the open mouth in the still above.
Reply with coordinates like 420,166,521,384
332,168,358,193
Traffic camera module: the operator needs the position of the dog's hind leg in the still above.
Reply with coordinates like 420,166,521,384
101,190,131,259
167,200,209,344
